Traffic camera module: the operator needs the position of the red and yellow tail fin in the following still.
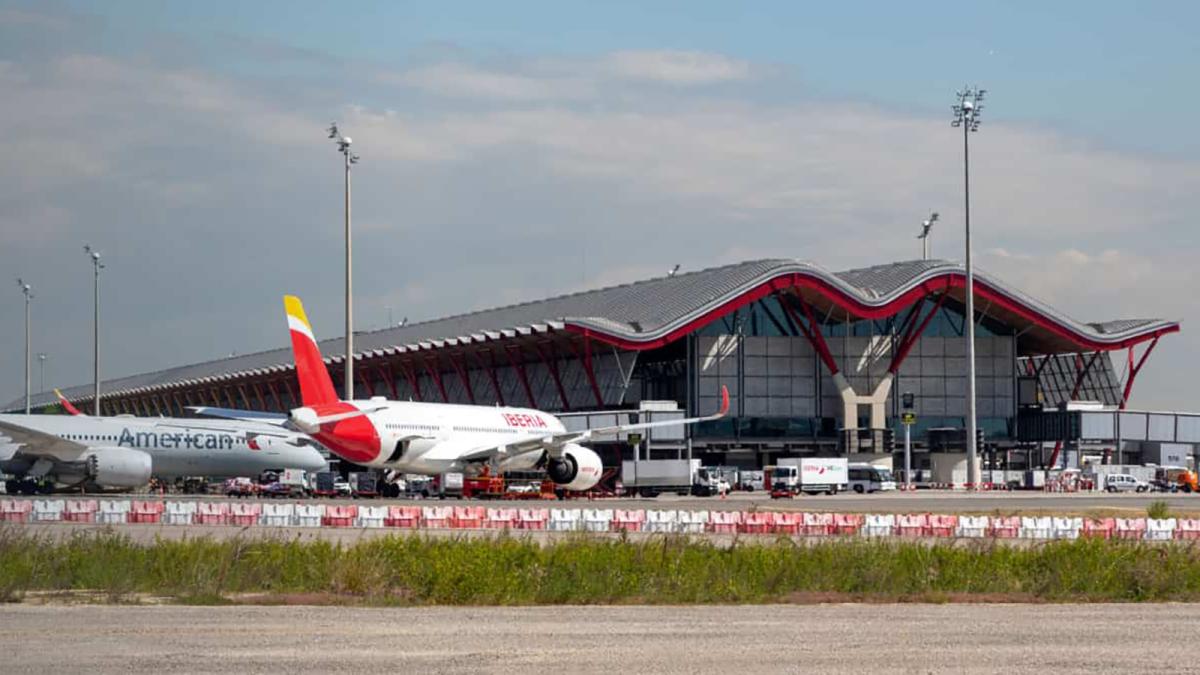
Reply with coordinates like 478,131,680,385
284,295,339,407
54,389,83,416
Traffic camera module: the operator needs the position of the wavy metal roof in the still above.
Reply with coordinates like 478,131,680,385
10,258,1178,410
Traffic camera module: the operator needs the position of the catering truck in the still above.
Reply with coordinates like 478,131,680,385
775,457,849,495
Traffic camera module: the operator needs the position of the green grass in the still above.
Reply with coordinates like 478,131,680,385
4,528,1200,604
1147,500,1172,520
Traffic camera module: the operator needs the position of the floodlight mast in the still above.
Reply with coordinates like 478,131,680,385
951,86,986,489
17,279,32,414
328,122,361,400
918,212,939,260
84,246,104,415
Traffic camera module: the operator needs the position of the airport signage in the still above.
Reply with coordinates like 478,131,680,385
901,413,917,426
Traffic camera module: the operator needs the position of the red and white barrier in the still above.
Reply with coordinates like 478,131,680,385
322,504,357,527
386,505,422,528
63,499,99,523
895,514,929,537
485,507,519,530
16,496,1200,545
611,509,644,532
989,516,1021,539
195,502,229,525
707,510,741,534
928,514,958,537
128,500,163,524
1178,519,1200,540
1115,518,1147,541
30,499,65,523
227,502,261,527
422,505,452,529
832,513,863,535
515,508,549,530
163,501,197,525
451,506,486,529
1083,518,1115,539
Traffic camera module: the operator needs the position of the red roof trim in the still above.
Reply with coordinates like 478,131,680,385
565,271,1179,353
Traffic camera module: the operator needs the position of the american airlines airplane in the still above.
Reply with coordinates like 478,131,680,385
281,295,729,491
0,403,328,495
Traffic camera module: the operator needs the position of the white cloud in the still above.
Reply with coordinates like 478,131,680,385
602,50,753,85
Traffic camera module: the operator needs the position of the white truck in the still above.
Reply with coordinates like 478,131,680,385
776,458,849,495
621,459,698,497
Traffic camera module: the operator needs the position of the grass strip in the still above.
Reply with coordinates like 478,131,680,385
4,528,1200,605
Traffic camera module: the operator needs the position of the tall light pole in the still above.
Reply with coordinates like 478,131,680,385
17,279,32,414
917,212,939,260
328,122,360,400
951,86,986,488
84,245,104,415
37,353,47,395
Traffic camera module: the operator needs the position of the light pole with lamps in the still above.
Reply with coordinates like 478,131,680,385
84,245,104,415
327,122,360,400
951,86,986,488
917,212,939,260
17,279,32,414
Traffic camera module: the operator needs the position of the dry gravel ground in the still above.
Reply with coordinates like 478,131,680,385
0,604,1197,674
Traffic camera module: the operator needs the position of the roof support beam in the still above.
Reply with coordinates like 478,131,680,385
564,336,604,408
357,367,375,398
1121,336,1160,410
779,291,839,375
266,380,283,412
1049,351,1103,468
397,361,423,401
251,382,267,411
422,356,449,403
888,292,947,375
282,379,298,409
532,340,570,411
477,349,506,406
378,364,399,400
446,352,476,405
505,345,537,408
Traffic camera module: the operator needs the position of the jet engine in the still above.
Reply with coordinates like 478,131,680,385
83,448,153,488
545,443,603,491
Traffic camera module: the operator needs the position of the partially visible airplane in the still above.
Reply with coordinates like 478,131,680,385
280,295,729,491
0,402,328,494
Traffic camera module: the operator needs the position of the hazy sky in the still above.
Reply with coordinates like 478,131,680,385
1,1,1197,410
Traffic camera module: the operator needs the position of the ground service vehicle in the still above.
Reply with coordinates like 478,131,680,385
778,458,849,495
223,477,257,498
1152,467,1199,493
278,468,310,497
332,478,352,497
621,459,696,497
693,467,731,496
738,470,764,492
848,464,897,493
350,472,378,498
1105,473,1150,493
312,471,337,497
764,465,799,498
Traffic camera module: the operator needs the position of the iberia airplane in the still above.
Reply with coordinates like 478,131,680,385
283,295,728,491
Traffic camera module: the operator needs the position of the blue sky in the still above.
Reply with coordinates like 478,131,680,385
57,0,1200,155
1,1,1198,409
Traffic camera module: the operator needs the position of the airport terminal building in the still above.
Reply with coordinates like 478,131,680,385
12,258,1188,470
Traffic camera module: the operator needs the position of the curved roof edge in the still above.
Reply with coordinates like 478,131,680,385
564,260,1179,352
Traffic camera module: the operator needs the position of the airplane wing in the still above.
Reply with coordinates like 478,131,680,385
0,417,90,462
187,406,290,426
456,386,730,464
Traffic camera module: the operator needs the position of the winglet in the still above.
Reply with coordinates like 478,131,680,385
54,389,83,416
716,385,730,418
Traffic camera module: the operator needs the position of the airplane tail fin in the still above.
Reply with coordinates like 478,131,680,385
284,295,340,407
54,389,83,416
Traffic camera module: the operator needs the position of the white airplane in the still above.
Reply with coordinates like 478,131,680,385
281,295,729,491
0,397,328,494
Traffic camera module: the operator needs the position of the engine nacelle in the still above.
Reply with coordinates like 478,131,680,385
84,448,153,488
546,444,603,492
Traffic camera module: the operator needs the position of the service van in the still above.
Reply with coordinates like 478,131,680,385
848,464,897,493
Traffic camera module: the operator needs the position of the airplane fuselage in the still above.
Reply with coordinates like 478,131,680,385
0,414,328,479
306,398,568,474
